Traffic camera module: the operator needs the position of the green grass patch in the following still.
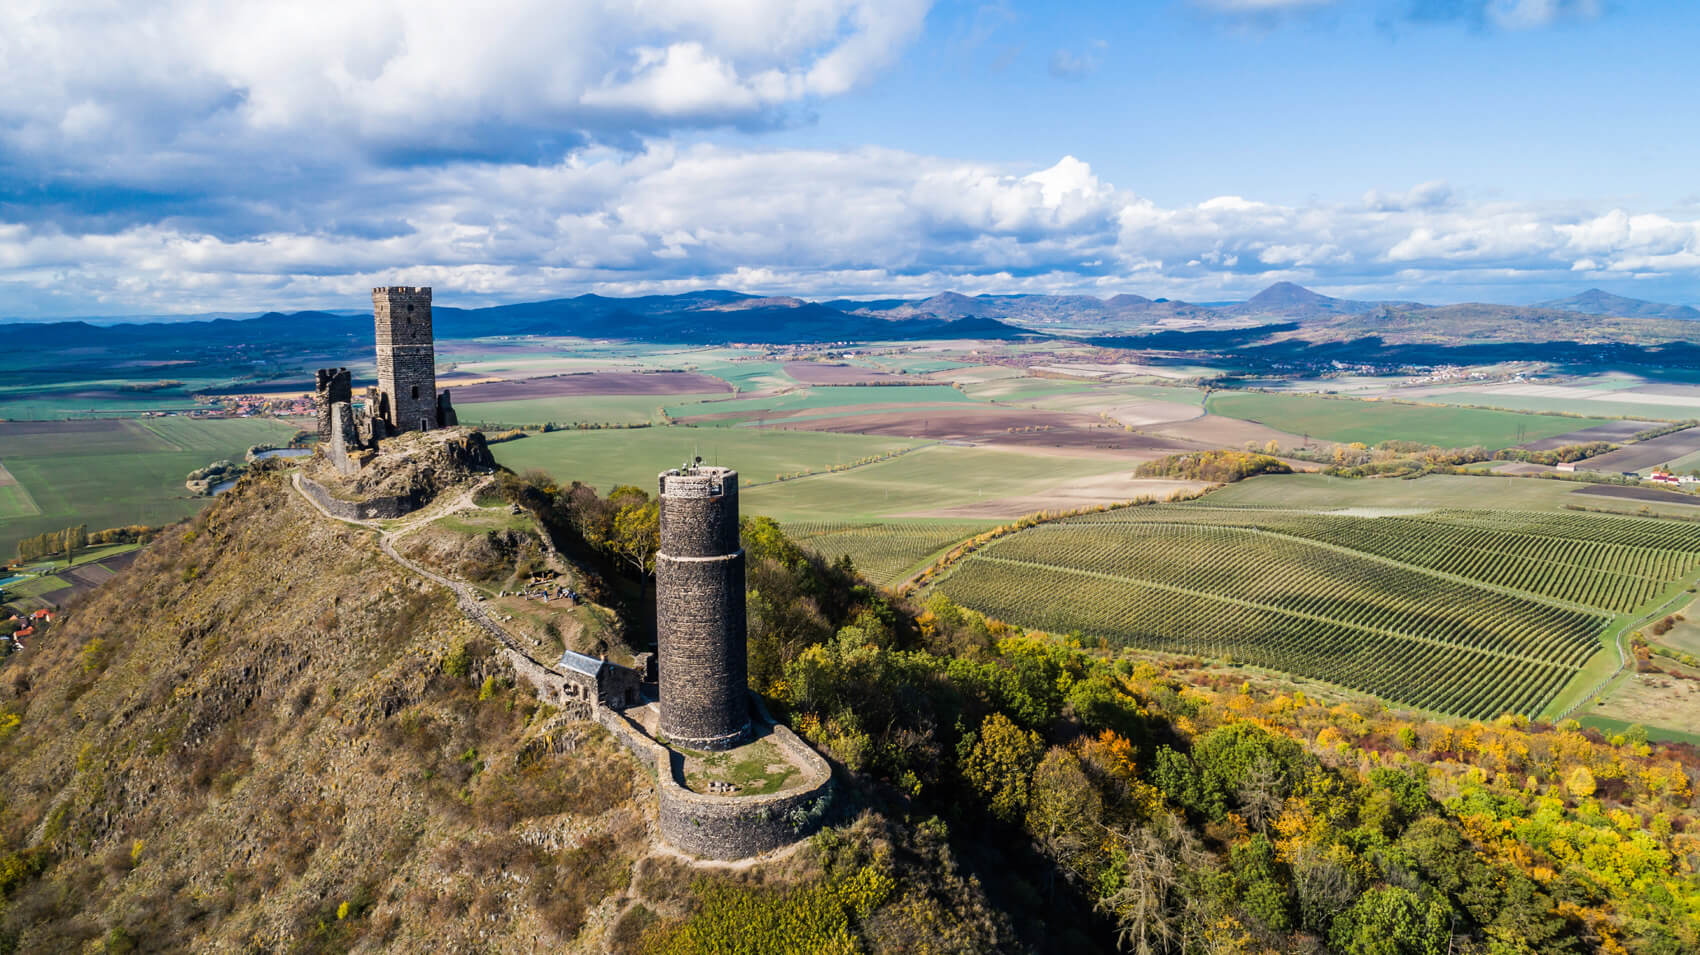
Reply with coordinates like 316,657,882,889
683,738,800,796
1420,389,1695,421
0,417,299,559
1206,472,1586,511
6,574,71,598
1207,391,1607,449
1577,714,1700,746
0,481,40,520
454,392,728,427
742,444,1128,523
489,427,922,493
667,384,975,421
782,520,996,588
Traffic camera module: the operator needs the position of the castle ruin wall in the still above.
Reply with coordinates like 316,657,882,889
595,701,834,861
297,475,422,521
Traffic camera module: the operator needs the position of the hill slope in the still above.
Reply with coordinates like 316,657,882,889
0,474,657,950
0,465,1014,953
1537,288,1700,321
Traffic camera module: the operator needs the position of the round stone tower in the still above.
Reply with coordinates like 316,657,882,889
656,465,749,750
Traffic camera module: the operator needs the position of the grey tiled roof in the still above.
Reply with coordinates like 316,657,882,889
558,648,606,676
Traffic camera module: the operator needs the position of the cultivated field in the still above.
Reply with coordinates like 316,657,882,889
452,370,732,399
770,406,1190,454
1573,426,1700,472
739,444,1180,522
929,475,1700,721
487,427,923,492
1517,419,1656,452
456,393,731,427
667,384,974,421
780,361,909,385
780,520,996,588
1205,391,1608,449
0,417,299,558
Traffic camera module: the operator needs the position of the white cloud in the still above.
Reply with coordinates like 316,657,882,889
0,0,930,176
3,146,1699,316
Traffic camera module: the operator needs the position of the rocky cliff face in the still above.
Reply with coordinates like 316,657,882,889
310,426,497,504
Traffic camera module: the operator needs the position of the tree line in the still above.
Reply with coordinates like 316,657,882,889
14,525,155,564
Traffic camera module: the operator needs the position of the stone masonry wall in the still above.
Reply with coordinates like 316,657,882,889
372,286,438,434
656,467,748,749
313,367,352,442
328,402,359,475
298,475,421,521
595,701,834,861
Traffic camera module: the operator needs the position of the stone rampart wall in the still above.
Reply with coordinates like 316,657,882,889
594,699,833,861
297,475,421,521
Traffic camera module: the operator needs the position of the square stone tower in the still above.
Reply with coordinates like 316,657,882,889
655,465,750,750
372,286,438,434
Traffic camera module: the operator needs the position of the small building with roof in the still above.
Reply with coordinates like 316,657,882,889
557,648,642,709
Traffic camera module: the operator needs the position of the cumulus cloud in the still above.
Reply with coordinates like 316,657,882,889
3,146,1698,316
0,0,930,183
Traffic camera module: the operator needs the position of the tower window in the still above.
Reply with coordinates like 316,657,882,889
411,386,420,400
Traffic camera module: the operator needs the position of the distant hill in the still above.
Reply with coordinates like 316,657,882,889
0,297,1040,359
8,282,1700,352
1221,282,1428,320
1535,288,1700,321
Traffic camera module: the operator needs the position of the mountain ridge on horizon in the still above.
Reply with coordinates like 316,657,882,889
4,283,1697,346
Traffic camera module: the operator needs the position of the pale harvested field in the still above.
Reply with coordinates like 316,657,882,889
1593,667,1700,733
1478,383,1700,409
1031,362,1198,380
1029,393,1204,428
898,475,1210,519
1148,414,1313,451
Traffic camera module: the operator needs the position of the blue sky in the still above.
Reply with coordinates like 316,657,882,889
2,0,1697,317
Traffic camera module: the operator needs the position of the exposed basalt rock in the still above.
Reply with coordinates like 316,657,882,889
303,426,497,518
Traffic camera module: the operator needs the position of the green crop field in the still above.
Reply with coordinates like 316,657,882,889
666,384,975,421
1206,391,1608,449
780,520,996,588
741,444,1130,522
0,417,299,559
929,485,1700,721
488,427,923,492
455,392,731,427
935,519,1616,720
1076,505,1700,614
